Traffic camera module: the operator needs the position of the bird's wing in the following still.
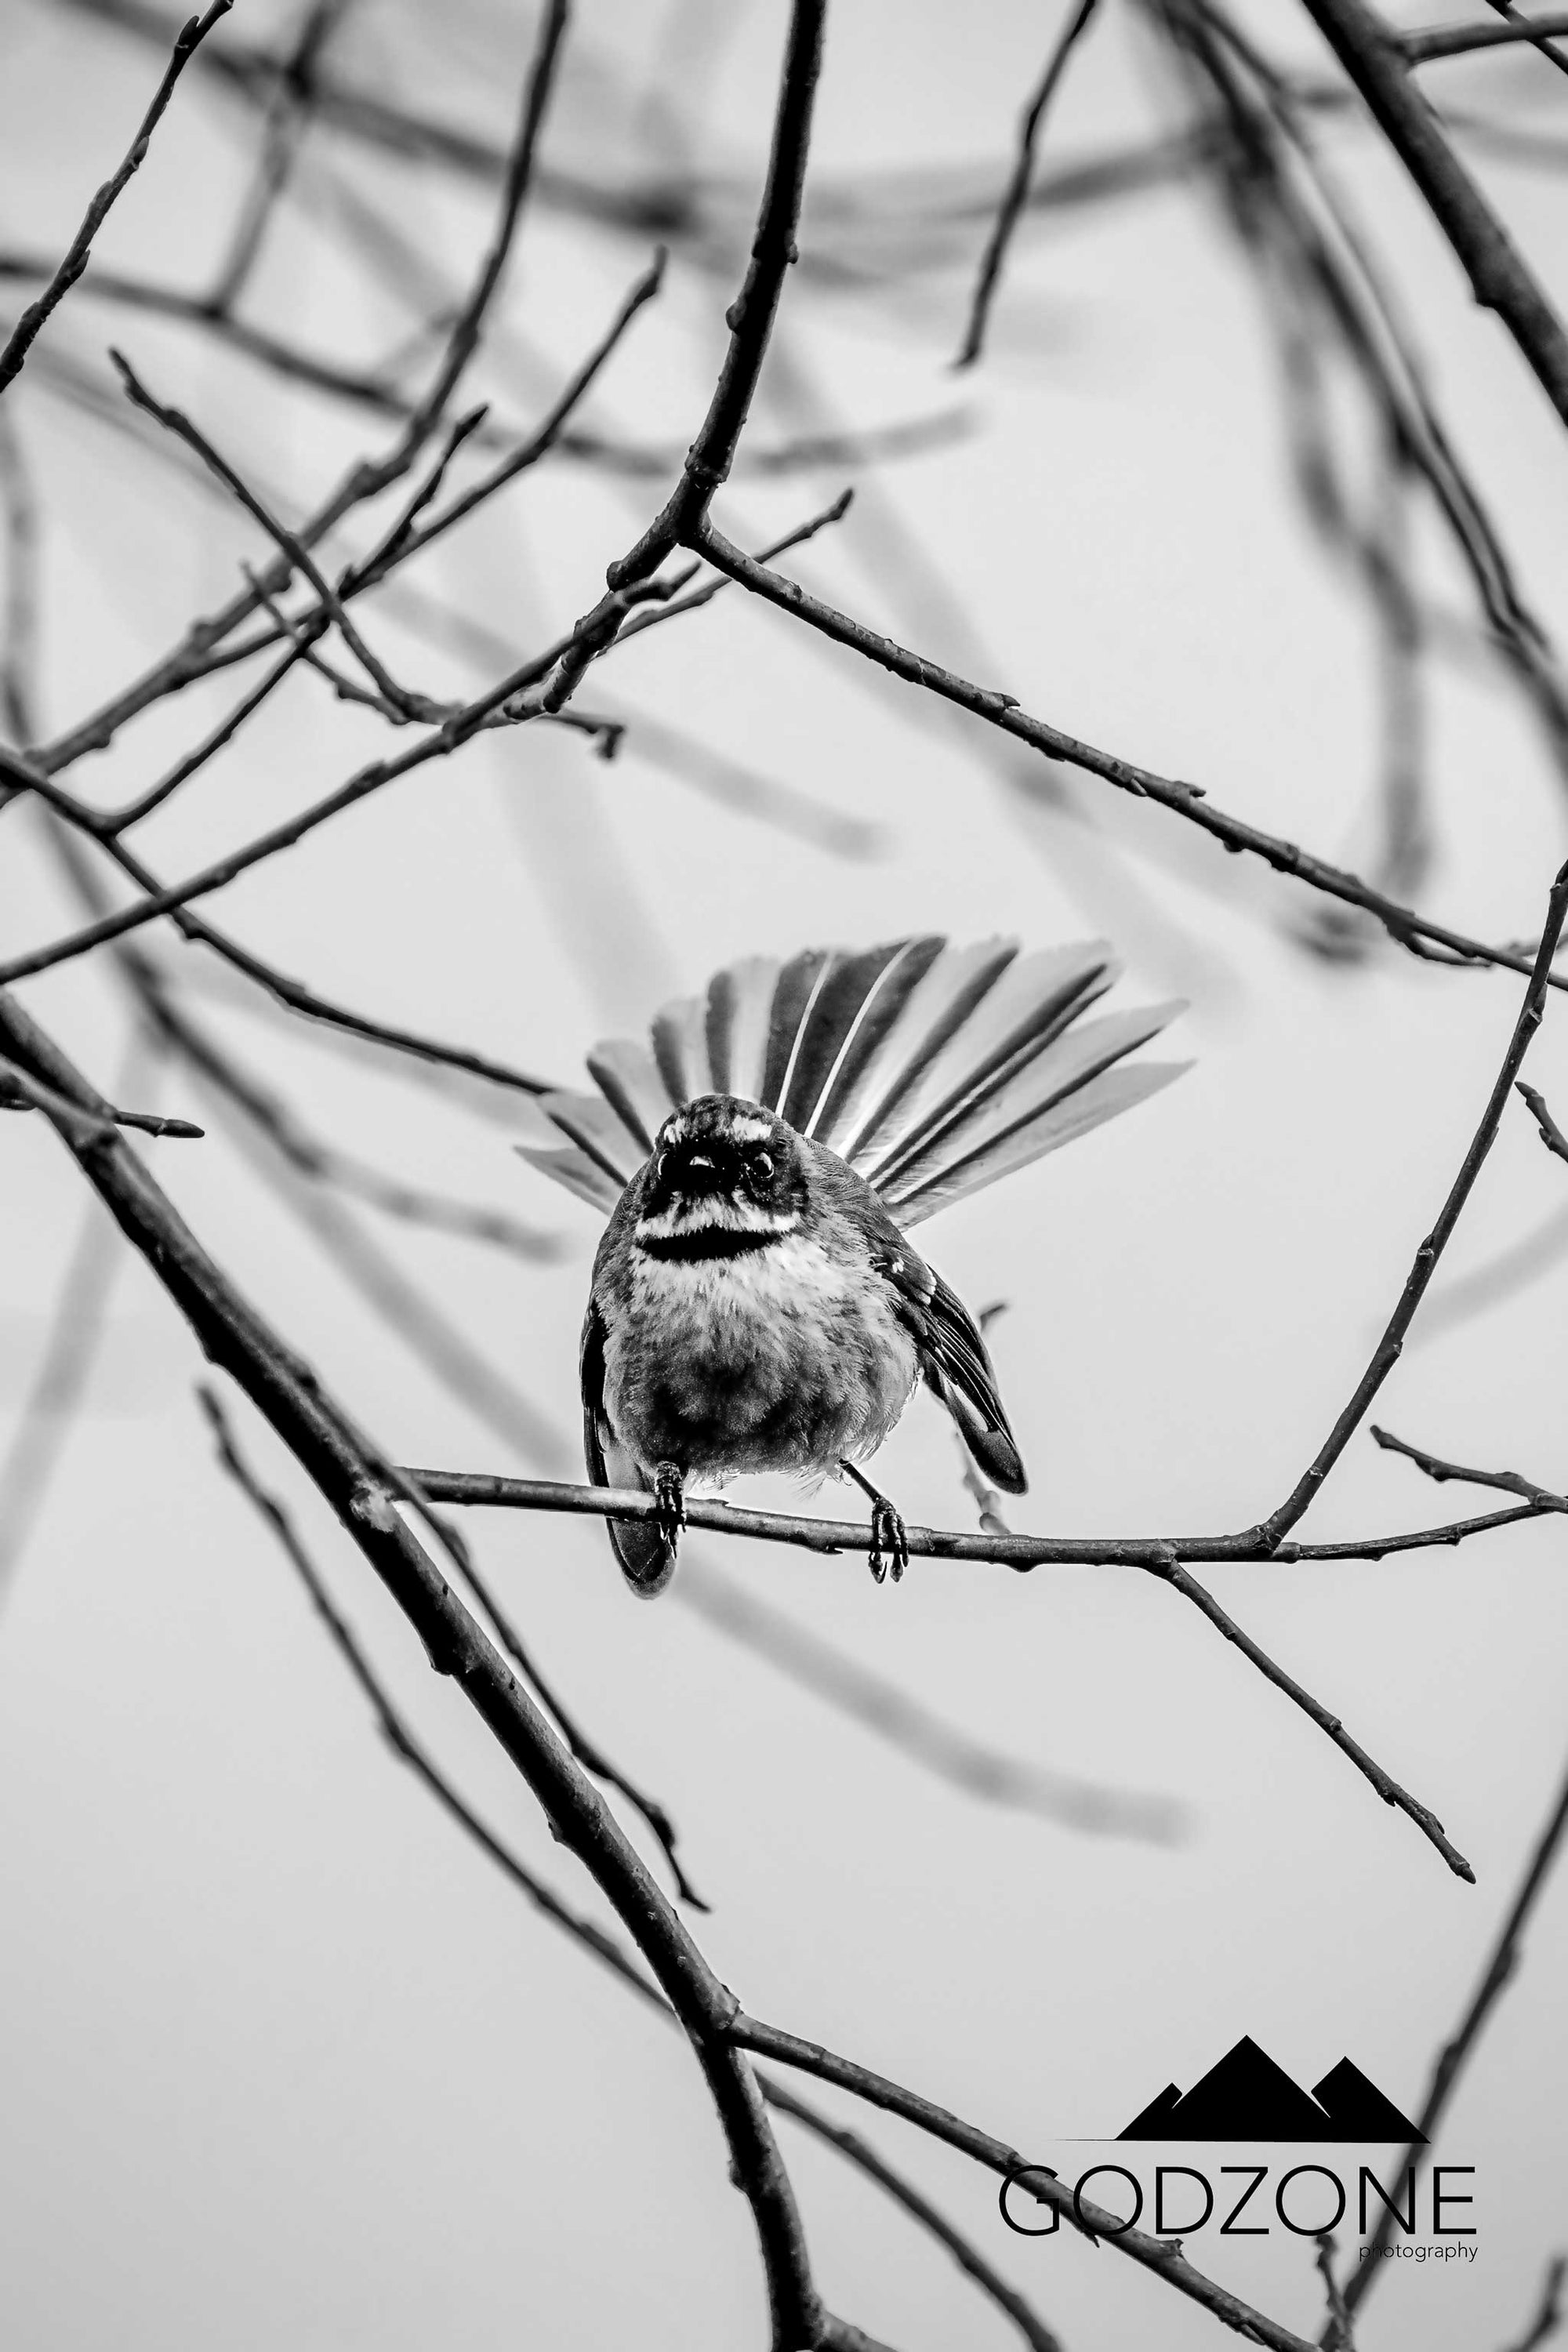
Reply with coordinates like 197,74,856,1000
579,1298,677,1595
870,1237,1028,1496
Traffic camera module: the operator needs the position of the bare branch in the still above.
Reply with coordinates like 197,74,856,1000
728,2012,1319,2352
953,0,1103,368
0,0,232,397
1341,1746,1568,2317
198,1381,1063,2352
406,1469,1484,1877
761,2074,1065,2352
1316,2232,1354,2351
690,521,1568,992
1519,1080,1568,1170
1497,2256,1567,2352
538,0,828,713
1479,0,1568,83
1259,862,1568,1541
0,985,822,2350
1372,1425,1567,1512
1298,0,1568,430
1403,13,1568,64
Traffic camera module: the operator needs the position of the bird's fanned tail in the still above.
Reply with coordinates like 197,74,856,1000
517,936,1188,1226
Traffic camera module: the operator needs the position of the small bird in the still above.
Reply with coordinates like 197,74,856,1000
518,936,1186,1595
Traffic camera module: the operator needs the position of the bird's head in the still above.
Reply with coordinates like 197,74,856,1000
634,1095,808,1258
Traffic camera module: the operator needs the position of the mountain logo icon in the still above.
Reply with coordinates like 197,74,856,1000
1118,2036,1425,2143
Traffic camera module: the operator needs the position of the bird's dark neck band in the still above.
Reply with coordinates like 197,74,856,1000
637,1226,782,1263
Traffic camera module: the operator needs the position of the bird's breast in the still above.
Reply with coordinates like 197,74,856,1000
604,1230,918,1479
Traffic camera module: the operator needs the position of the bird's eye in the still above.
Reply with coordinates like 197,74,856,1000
750,1151,774,1185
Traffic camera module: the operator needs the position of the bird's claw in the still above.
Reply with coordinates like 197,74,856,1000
868,1495,909,1586
653,1463,686,1555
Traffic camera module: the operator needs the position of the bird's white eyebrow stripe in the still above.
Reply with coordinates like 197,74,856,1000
728,1116,774,1142
635,1200,798,1240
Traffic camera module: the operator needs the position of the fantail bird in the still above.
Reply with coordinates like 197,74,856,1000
517,935,1187,1595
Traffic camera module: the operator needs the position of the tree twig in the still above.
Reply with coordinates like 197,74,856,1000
0,983,823,2352
405,1467,1492,1878
688,521,1568,992
196,1381,1062,2352
1298,0,1568,430
1258,861,1568,1541
0,0,233,396
1341,1745,1568,2318
953,0,1103,367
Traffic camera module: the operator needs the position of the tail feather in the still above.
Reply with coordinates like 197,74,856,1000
706,955,780,1098
834,938,1020,1167
586,1040,670,1152
773,938,933,1136
535,1090,644,1188
760,946,835,1114
652,993,709,1104
857,943,1118,1186
517,935,1186,1229
514,1140,622,1214
874,1001,1181,1199
796,936,946,1141
887,1059,1191,1226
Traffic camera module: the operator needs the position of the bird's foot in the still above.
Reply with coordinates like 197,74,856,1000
840,1461,909,1586
652,1463,687,1557
869,1494,909,1586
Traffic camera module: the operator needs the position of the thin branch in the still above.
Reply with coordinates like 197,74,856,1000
38,803,559,1109
1316,2232,1354,2351
0,581,680,985
688,521,1568,992
0,1052,201,1139
0,985,822,2351
1403,13,1568,64
1259,861,1568,1541
111,350,437,720
203,0,351,313
0,0,233,396
405,1470,1490,1878
1151,1552,1472,1877
430,1534,710,1911
104,633,321,833
953,0,1103,368
198,1383,1061,2352
1371,1425,1567,1512
122,957,558,1258
28,0,572,782
345,250,668,591
1341,1742,1568,2318
396,1465,1555,1569
539,0,828,713
1519,1080,1568,1168
1497,2257,1567,2352
728,2012,1319,2352
390,0,572,456
1480,0,1568,82
760,2074,1065,2352
1297,0,1568,431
